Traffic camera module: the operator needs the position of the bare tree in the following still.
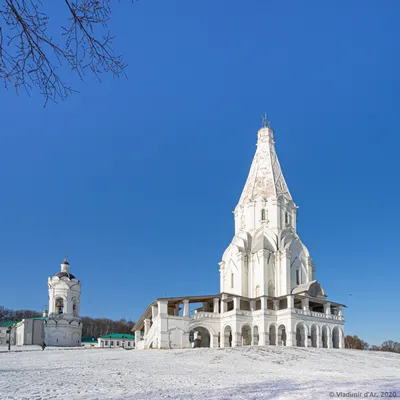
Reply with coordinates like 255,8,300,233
345,335,369,350
0,0,126,105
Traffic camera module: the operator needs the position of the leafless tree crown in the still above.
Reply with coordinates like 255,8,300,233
0,0,126,104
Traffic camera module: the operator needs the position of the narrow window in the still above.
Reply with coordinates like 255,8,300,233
117,341,120,346
105,341,108,346
55,298,64,314
261,209,266,221
128,342,131,347
285,212,289,224
111,341,114,346
231,273,234,289
296,268,300,285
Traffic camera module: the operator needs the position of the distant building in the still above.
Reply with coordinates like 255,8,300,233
98,333,135,348
15,257,83,347
0,321,18,345
81,337,98,348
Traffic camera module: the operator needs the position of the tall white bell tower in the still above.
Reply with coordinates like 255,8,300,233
45,257,82,347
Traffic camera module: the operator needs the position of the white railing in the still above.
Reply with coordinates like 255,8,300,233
294,308,343,321
190,312,218,320
144,321,158,349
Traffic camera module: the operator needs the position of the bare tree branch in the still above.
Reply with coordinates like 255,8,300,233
0,0,127,105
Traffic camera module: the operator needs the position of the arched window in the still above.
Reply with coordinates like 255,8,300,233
261,209,266,221
55,298,64,314
73,299,78,317
231,273,234,289
285,212,289,225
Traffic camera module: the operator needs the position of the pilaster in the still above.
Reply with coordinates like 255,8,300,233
183,299,189,317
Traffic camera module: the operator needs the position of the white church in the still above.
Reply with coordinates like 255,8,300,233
132,120,345,350
15,258,82,347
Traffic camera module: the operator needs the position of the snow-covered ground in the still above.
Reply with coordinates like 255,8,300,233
1,345,399,400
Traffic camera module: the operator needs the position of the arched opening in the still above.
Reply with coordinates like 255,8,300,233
332,327,340,349
268,280,275,297
269,324,276,345
296,323,306,347
322,326,329,348
72,298,78,317
223,325,232,348
278,324,286,346
261,209,266,221
55,298,64,314
253,326,259,346
311,324,318,348
242,325,252,346
190,326,211,348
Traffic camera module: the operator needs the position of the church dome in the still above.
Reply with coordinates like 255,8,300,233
55,271,77,280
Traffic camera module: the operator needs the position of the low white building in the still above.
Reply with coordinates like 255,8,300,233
81,337,98,348
98,334,136,349
133,120,345,350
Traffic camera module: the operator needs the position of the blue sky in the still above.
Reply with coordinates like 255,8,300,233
1,0,399,345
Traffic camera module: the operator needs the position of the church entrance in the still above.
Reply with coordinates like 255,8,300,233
296,323,306,347
223,325,232,347
332,327,340,349
269,325,276,345
311,324,318,347
190,327,211,348
278,325,286,346
241,325,252,346
322,326,329,348
253,325,259,346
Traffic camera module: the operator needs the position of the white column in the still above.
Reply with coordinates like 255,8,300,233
213,298,219,314
158,300,168,315
324,302,331,315
232,332,242,347
174,304,180,316
273,299,279,311
317,328,322,348
260,296,267,310
286,331,296,347
144,319,150,335
250,300,255,312
339,329,345,349
327,329,332,349
337,305,343,317
287,295,294,310
233,297,240,310
302,297,309,311
151,305,157,319
183,299,189,317
135,330,141,348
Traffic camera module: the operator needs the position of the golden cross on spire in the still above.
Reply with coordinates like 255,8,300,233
261,112,271,128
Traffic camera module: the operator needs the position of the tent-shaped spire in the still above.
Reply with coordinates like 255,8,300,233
236,124,292,209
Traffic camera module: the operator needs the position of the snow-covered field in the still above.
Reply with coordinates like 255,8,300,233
1,345,399,400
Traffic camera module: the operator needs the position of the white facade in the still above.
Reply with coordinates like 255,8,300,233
15,318,44,346
133,121,345,350
98,336,135,349
15,258,82,347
